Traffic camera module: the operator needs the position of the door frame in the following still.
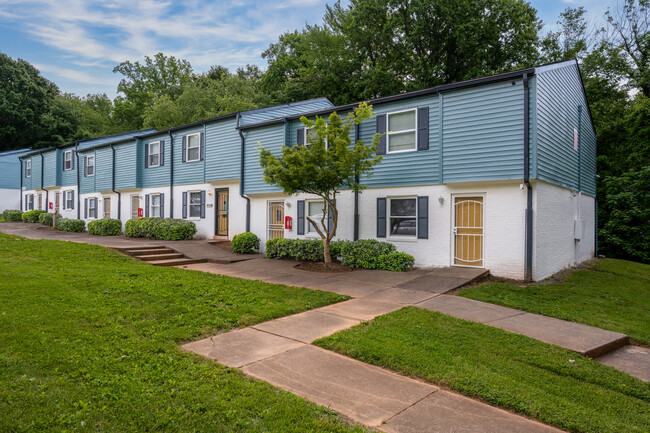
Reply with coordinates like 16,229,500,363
214,188,229,237
450,193,486,268
267,200,285,240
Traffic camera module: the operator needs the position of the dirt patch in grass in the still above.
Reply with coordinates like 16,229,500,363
294,261,355,273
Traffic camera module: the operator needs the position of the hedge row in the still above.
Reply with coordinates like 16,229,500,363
22,209,47,223
88,219,122,236
265,238,414,272
2,209,23,222
39,212,59,226
55,218,85,232
124,217,196,240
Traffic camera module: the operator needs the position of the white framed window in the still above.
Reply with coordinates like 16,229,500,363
131,195,140,219
86,155,95,176
64,150,72,170
27,194,34,210
389,197,417,237
186,133,200,162
88,198,97,219
150,194,161,217
103,197,111,219
148,141,161,167
387,109,417,153
307,200,326,234
25,160,31,177
305,126,328,149
189,191,202,218
65,191,74,210
55,192,60,210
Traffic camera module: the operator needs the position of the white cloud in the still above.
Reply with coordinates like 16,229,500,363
33,63,111,86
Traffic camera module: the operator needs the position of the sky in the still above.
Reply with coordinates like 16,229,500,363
0,0,615,98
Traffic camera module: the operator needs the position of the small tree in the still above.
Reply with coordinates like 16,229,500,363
259,102,382,265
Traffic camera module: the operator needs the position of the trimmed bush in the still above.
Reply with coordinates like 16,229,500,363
232,232,260,254
265,238,414,271
56,218,85,232
3,209,23,222
38,212,60,226
88,219,122,236
22,209,46,223
125,217,196,240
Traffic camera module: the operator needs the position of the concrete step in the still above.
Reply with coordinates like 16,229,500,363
149,258,207,267
123,248,175,256
136,253,184,261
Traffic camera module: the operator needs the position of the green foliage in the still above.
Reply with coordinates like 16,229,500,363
460,258,650,345
0,233,360,432
336,239,395,268
265,238,325,262
231,232,260,254
124,217,196,240
376,252,415,272
2,209,22,222
87,219,122,236
598,167,650,264
55,218,85,232
316,307,650,433
38,212,60,226
21,209,46,223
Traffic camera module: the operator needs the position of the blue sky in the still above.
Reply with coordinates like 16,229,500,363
0,0,614,98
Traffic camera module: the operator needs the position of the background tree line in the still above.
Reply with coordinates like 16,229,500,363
0,0,647,262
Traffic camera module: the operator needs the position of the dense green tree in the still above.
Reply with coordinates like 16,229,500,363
113,53,194,130
262,0,541,105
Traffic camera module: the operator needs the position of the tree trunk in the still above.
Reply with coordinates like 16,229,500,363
323,238,331,266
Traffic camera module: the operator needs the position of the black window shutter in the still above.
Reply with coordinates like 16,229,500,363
144,142,149,168
62,153,65,171
297,200,305,235
376,114,386,155
160,140,165,166
62,192,66,210
83,156,88,177
182,192,187,218
200,190,206,218
417,196,429,239
417,107,429,150
200,132,205,161
327,203,333,232
297,128,304,146
182,136,187,163
160,193,165,218
70,191,74,209
377,197,386,238
84,198,88,219
93,199,97,218
71,152,75,170
145,194,150,217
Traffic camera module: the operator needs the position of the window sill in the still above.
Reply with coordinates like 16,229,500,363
387,236,418,242
386,149,417,155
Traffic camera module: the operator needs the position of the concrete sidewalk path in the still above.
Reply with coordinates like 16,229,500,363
182,297,563,432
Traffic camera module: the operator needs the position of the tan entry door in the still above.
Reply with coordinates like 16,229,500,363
216,190,228,236
268,202,284,240
453,196,484,267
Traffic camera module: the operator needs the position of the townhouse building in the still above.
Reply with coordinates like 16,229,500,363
0,148,31,212
18,60,596,281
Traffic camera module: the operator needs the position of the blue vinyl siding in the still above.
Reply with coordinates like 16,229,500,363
23,156,42,190
114,143,137,190
140,135,171,188
79,150,96,193
240,98,333,126
205,118,241,182
42,150,58,187
60,146,77,186
95,146,113,192
0,149,29,189
173,126,205,186
442,80,524,183
243,124,285,194
535,62,597,196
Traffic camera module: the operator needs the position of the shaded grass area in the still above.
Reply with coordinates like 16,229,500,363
459,258,650,345
316,307,650,433
0,234,367,432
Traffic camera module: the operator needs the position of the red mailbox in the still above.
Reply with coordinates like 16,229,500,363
284,216,292,230
138,208,143,218
49,202,53,210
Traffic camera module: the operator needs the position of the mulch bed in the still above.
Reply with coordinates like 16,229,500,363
294,261,355,273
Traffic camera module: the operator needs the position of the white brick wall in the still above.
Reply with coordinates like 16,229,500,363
0,188,21,212
533,180,595,280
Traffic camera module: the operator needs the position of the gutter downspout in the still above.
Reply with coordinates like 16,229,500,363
41,153,47,211
523,73,533,282
354,123,360,241
19,157,23,211
75,142,81,219
237,113,250,232
169,131,174,218
110,144,121,220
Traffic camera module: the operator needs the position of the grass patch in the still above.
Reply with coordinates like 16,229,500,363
459,258,650,345
315,307,650,433
0,233,367,432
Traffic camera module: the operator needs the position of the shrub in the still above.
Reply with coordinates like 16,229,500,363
266,238,324,261
88,219,122,236
38,212,60,226
125,217,196,240
21,209,46,223
3,209,23,222
55,218,85,232
232,232,260,254
337,239,396,269
376,251,415,272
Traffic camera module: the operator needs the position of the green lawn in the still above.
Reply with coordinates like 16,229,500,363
0,233,367,432
315,307,650,433
459,258,650,345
